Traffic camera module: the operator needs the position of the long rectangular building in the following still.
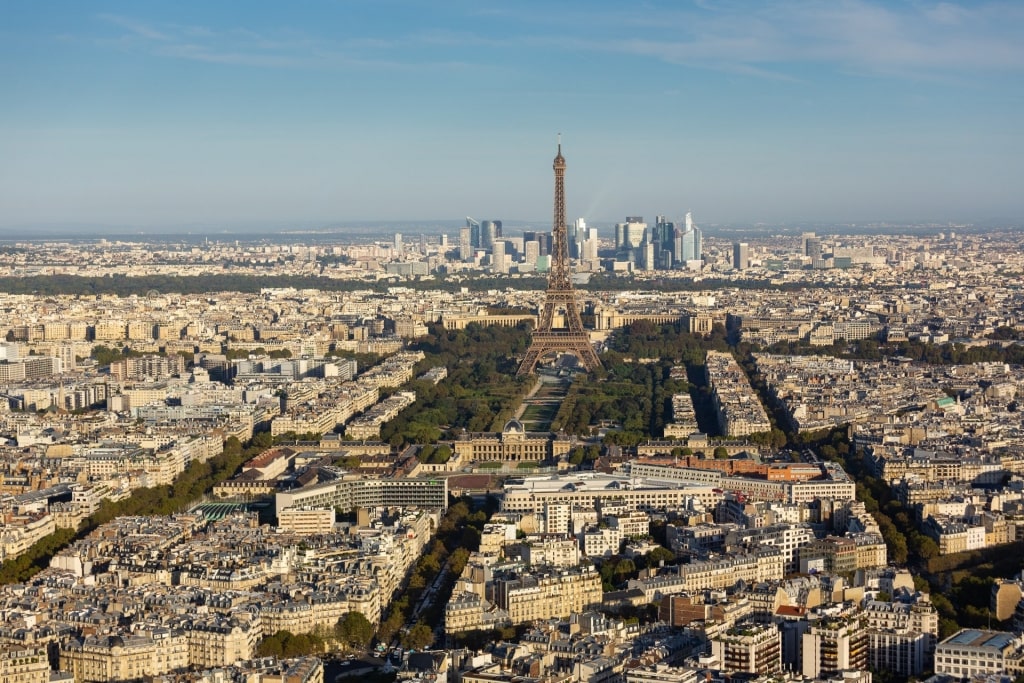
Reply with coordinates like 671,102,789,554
275,476,448,517
500,473,721,515
627,461,856,504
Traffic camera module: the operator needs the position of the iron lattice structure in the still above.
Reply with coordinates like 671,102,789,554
517,142,602,376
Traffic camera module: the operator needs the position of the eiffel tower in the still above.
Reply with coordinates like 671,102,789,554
517,139,602,376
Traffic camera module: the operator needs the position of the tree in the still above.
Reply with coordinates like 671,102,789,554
917,535,940,560
91,344,123,366
257,633,284,658
450,547,471,576
646,546,676,567
713,446,729,459
401,622,434,650
335,611,374,650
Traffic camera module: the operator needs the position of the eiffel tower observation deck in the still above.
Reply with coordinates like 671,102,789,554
517,139,602,376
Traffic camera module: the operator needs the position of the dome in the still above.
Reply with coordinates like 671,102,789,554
502,419,525,434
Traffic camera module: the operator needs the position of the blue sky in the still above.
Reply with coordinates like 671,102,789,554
1,0,1022,231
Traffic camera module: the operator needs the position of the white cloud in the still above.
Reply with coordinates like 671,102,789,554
596,1,1024,76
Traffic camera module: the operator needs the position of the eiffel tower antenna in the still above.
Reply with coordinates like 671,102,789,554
517,138,602,376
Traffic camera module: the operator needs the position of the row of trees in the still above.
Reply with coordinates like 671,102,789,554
607,319,729,362
759,335,1024,367
0,271,874,300
0,528,78,584
256,629,329,658
416,444,452,465
375,497,494,649
551,363,656,442
378,323,535,447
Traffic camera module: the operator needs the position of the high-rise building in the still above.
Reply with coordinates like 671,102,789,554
492,241,508,274
805,236,825,268
459,227,472,261
680,212,703,266
467,217,481,248
685,212,701,257
569,218,585,258
582,227,599,263
616,217,647,250
481,221,498,250
733,242,749,270
525,230,551,255
801,231,816,256
393,233,403,257
641,241,655,271
653,216,675,250
524,240,540,268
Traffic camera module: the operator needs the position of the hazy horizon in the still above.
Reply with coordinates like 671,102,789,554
0,217,1018,245
3,1,1023,228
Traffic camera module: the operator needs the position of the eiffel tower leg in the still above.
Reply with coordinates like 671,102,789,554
578,344,602,372
517,346,543,377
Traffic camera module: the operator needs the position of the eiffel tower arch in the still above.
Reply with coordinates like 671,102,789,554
517,141,602,376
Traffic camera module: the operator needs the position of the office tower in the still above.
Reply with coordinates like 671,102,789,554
523,230,552,256
467,217,481,248
394,233,403,257
493,220,503,240
518,141,602,375
642,241,655,271
681,212,702,266
539,232,552,255
459,227,472,260
615,217,647,250
802,231,816,256
733,242,749,270
523,230,539,247
805,236,825,268
573,218,586,242
481,220,497,250
524,240,540,267
440,234,448,248
654,215,675,250
570,218,582,258
579,226,599,263
492,240,508,274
